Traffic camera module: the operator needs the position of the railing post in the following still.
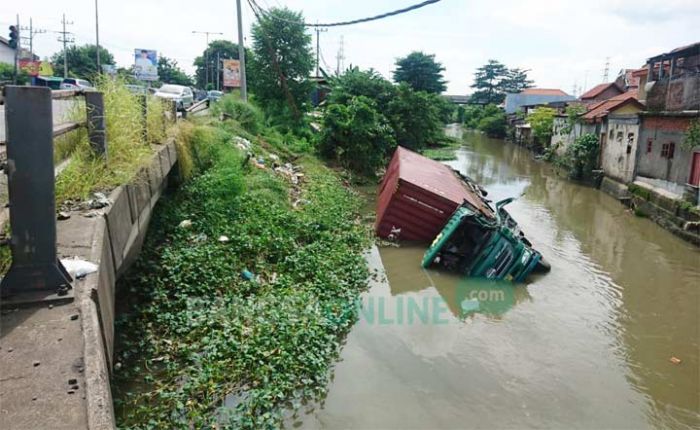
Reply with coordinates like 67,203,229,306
85,90,107,157
0,86,72,301
138,94,148,143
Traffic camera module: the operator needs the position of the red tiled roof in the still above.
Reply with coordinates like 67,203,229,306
580,82,623,100
582,90,643,122
521,88,568,96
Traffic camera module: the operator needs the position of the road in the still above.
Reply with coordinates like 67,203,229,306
0,100,82,145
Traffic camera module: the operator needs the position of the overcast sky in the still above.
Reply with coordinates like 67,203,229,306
2,0,699,94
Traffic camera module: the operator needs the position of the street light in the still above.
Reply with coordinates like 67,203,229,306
192,30,223,89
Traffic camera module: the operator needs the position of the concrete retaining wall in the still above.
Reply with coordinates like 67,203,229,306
0,141,178,430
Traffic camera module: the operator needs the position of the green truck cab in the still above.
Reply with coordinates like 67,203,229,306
422,198,549,283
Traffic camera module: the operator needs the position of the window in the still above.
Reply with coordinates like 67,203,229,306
647,139,653,153
661,142,675,159
627,132,635,143
609,130,614,139
616,131,623,142
626,145,632,154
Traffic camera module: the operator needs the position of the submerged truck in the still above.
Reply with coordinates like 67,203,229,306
421,198,549,282
376,147,548,283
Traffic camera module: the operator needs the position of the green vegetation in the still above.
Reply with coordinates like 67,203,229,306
112,117,370,428
157,56,193,86
248,7,314,125
559,133,599,180
470,60,533,105
193,40,250,89
392,51,447,94
458,104,507,137
0,63,30,84
210,94,265,135
318,96,396,175
682,118,700,151
54,77,167,202
50,44,114,80
527,107,556,149
319,67,452,175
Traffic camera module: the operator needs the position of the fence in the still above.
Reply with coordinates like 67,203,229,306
0,86,176,304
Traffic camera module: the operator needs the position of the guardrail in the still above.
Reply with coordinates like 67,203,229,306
0,86,175,304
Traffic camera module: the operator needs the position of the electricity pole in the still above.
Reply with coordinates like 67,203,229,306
95,0,101,73
314,26,327,77
192,30,223,89
20,18,48,59
57,14,74,79
236,0,247,101
216,51,221,90
336,35,345,75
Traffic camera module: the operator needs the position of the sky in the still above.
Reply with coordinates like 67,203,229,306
2,0,699,94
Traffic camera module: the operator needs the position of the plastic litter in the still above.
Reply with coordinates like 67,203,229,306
241,270,254,281
218,235,230,243
669,356,682,364
178,219,193,229
61,257,99,279
233,136,251,150
87,192,111,209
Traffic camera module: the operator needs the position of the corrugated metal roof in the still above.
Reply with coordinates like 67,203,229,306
521,88,568,96
582,90,643,121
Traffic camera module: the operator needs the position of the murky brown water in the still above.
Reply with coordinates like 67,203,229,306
288,127,700,429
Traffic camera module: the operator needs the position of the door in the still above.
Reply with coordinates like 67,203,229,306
690,151,700,186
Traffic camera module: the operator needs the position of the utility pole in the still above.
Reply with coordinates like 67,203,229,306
57,14,74,79
335,35,345,75
192,30,223,89
20,18,48,59
314,26,327,77
95,0,101,73
236,0,247,101
216,51,221,91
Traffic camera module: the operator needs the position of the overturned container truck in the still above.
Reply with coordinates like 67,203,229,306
376,147,549,282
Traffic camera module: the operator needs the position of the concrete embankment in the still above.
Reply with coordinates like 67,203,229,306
0,141,178,429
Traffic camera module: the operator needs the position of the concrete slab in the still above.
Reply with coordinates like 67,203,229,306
125,170,151,225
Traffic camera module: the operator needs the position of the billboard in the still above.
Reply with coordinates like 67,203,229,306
134,49,158,81
222,59,241,88
19,60,53,77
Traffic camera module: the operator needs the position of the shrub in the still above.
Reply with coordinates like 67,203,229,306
386,83,443,150
562,133,599,179
211,95,264,135
319,96,395,176
477,113,507,137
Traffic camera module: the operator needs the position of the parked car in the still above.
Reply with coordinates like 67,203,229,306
154,84,194,111
207,90,223,103
61,78,95,90
125,84,147,95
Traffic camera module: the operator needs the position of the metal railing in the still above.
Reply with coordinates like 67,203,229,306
0,86,175,303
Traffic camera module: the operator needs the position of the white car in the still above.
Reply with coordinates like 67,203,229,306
61,78,95,90
154,84,194,111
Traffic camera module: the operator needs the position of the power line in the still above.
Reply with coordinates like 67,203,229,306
249,0,443,27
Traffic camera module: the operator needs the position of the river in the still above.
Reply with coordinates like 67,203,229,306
287,126,700,429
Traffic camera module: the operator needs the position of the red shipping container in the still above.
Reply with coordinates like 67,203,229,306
375,147,493,242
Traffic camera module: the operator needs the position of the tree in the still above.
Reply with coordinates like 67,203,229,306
248,7,314,122
470,59,509,105
50,44,114,80
392,51,447,94
158,57,193,86
387,83,443,150
527,107,557,148
327,67,397,112
0,63,30,85
319,96,395,176
193,40,249,89
502,68,533,93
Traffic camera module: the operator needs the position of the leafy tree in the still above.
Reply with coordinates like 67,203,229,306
327,67,397,112
392,51,447,94
193,40,249,89
470,59,509,105
248,7,314,123
50,44,114,80
456,105,466,123
386,83,443,150
502,68,534,93
527,106,556,147
319,96,396,176
477,109,507,138
158,56,193,86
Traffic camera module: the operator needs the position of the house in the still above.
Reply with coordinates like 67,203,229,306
634,42,700,201
504,88,575,114
0,36,36,66
579,82,624,103
445,95,471,105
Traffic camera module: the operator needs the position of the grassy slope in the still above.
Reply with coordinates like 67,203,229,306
113,121,371,429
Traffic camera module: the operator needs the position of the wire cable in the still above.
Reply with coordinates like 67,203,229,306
249,0,443,27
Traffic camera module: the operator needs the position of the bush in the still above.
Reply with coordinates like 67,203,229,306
562,133,599,179
319,96,395,176
477,112,507,137
386,83,443,150
211,95,264,135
